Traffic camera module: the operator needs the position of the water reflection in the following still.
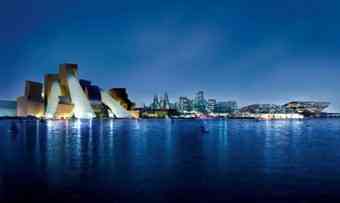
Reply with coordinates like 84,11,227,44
2,119,340,201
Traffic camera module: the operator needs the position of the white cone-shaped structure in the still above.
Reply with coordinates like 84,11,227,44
67,74,95,119
45,80,62,119
101,91,132,118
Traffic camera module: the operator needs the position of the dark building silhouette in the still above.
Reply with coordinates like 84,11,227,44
25,81,43,102
109,88,135,110
79,80,101,101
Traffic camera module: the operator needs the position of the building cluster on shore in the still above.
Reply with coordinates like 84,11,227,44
139,91,238,118
0,63,333,120
139,91,330,120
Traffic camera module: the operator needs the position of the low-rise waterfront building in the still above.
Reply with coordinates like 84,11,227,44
240,104,285,114
140,109,179,118
193,91,207,113
178,97,192,112
238,101,330,119
216,101,238,113
255,113,304,120
207,99,217,113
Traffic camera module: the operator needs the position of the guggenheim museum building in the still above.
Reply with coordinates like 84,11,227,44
4,63,137,119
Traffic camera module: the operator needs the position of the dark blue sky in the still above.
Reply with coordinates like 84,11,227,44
1,0,340,111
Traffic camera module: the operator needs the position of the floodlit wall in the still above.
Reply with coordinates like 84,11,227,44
101,91,132,118
67,74,95,119
54,103,74,119
17,96,44,117
45,80,62,118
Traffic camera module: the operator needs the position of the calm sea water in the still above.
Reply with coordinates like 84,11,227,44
1,119,340,202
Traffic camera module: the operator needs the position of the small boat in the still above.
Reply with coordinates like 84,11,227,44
200,125,209,134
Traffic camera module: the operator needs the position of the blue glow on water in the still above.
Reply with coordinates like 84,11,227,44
2,119,340,202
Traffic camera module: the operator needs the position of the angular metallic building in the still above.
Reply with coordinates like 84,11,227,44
240,101,330,116
283,101,330,114
17,63,133,119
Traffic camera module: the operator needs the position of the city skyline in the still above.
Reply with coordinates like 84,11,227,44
2,63,337,112
146,91,329,115
1,0,340,112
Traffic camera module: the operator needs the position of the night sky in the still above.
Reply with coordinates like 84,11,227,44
1,0,340,111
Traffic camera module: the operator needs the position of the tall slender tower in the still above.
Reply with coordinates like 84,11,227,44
152,94,160,110
194,91,206,113
164,92,170,109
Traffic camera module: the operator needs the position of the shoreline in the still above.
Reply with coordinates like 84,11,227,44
1,116,340,121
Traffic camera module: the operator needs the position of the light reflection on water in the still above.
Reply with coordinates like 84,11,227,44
2,119,340,202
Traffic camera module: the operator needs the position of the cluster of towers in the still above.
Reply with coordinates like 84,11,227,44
151,93,171,110
150,91,238,114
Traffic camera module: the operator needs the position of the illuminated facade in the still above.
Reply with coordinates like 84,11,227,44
17,81,44,117
45,74,64,118
64,67,96,119
16,63,133,119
